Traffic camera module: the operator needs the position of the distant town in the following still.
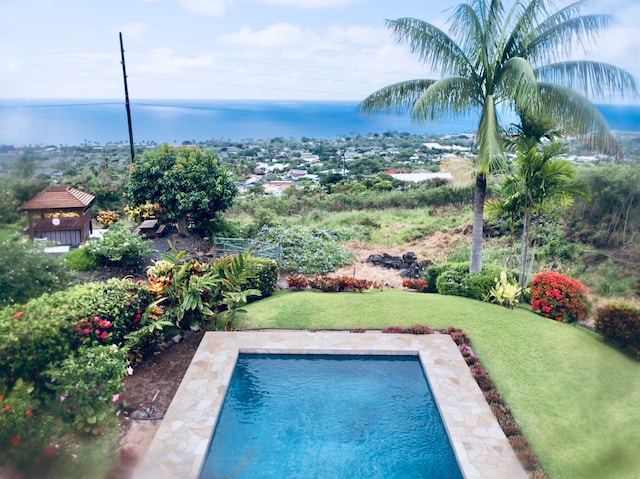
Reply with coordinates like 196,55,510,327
1,130,639,195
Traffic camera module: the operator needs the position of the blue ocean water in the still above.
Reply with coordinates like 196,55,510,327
200,354,463,479
0,99,638,147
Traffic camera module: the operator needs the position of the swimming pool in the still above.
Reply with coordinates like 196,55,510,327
135,331,527,478
199,353,463,478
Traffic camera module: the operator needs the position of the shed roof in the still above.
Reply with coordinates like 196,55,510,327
19,186,95,211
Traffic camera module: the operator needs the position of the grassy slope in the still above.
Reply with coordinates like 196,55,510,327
242,290,640,479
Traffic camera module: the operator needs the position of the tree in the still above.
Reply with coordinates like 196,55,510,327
126,145,237,235
495,131,589,292
361,0,636,272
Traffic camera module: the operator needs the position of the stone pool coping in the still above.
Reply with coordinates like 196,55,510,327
134,330,527,479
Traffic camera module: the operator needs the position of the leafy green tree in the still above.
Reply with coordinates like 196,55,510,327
126,145,237,235
361,0,636,272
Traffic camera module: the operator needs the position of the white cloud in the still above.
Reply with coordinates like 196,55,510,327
180,0,232,16
121,22,150,37
220,23,310,48
258,0,361,8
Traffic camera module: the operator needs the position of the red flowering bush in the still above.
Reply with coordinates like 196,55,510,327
74,315,113,346
402,278,429,292
530,271,589,323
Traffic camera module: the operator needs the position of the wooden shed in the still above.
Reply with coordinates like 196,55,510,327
19,186,95,246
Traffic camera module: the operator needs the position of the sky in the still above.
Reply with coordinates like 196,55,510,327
2,0,639,102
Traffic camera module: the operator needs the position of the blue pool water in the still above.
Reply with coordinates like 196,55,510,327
199,354,463,479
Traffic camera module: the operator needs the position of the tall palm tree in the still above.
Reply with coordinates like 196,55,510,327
361,0,636,272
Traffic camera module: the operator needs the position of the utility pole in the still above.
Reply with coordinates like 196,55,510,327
119,32,135,162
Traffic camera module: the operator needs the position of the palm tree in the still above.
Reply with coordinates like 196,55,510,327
501,130,589,291
361,0,636,272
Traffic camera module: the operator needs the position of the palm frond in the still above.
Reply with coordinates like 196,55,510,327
527,14,615,65
359,79,437,115
412,77,480,122
495,56,539,111
386,18,473,77
536,61,638,98
536,82,622,157
502,0,549,61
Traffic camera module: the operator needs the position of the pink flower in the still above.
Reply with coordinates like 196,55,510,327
95,329,101,336
111,394,120,403
100,331,108,339
13,311,24,319
94,316,100,322
82,328,90,335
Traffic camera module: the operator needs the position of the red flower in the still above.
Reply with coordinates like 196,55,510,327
13,311,24,319
25,409,33,416
44,445,54,457
3,405,9,412
10,436,20,447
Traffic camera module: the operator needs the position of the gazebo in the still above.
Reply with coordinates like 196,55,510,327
19,186,95,246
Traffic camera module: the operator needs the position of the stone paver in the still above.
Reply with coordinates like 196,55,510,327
134,330,527,479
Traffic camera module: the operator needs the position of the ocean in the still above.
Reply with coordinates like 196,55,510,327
0,99,638,147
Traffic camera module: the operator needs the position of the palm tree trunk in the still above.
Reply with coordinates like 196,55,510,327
518,208,529,301
470,173,487,273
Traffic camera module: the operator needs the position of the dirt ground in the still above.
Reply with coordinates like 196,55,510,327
112,230,470,473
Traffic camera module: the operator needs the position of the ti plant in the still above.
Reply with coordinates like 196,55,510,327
214,252,261,330
487,271,521,309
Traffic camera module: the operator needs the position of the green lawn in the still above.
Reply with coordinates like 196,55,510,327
242,290,640,479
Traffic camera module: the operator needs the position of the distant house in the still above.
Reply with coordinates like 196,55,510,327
390,172,453,183
19,186,95,246
262,181,293,196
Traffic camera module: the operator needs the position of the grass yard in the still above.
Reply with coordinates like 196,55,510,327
242,290,640,479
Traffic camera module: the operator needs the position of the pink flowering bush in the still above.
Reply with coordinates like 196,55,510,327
530,271,589,323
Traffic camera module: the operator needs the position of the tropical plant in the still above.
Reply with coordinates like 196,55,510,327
212,253,261,330
487,270,521,308
361,0,636,272
83,222,155,267
489,123,589,292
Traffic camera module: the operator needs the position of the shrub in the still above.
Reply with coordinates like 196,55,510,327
257,224,353,275
96,210,121,227
243,257,278,299
402,278,429,292
530,271,589,323
470,364,494,392
0,278,153,391
594,303,640,358
0,239,76,308
423,264,450,293
307,275,374,292
406,324,433,334
48,344,128,434
84,222,155,267
0,378,61,473
435,263,515,301
440,326,470,346
381,325,408,333
63,247,99,271
286,275,309,290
